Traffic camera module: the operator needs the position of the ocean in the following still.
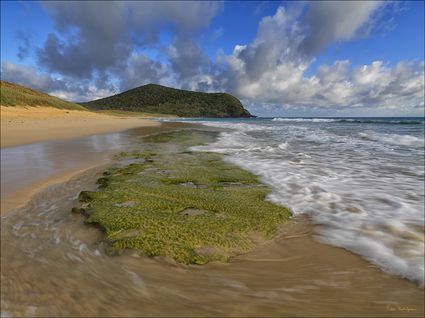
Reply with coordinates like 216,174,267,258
165,117,425,287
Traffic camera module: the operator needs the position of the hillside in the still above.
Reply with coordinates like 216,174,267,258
81,84,252,117
0,81,86,110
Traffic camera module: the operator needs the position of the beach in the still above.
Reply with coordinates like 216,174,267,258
1,1,423,316
0,106,163,213
1,106,160,148
1,121,423,317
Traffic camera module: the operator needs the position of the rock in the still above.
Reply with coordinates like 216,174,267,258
78,191,94,203
195,246,217,257
180,208,206,216
71,207,92,218
96,177,109,188
179,182,197,188
179,182,208,188
71,207,81,214
113,201,136,208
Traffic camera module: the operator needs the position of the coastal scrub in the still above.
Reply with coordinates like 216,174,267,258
0,81,86,110
73,130,291,264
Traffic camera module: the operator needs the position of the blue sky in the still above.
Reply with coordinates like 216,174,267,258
1,1,424,116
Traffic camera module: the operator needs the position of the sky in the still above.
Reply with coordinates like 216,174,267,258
1,1,424,117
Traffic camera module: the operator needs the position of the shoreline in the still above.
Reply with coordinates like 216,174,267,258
73,128,292,264
0,105,162,213
1,162,105,214
1,124,423,317
1,106,161,148
0,122,195,214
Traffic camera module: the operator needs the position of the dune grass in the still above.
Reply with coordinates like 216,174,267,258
0,81,86,110
73,130,291,264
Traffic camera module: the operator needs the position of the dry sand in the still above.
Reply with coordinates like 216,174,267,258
1,106,160,148
1,105,162,213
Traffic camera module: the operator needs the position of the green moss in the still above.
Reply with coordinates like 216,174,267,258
74,130,291,264
116,151,156,160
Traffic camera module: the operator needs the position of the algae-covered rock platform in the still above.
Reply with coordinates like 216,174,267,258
73,129,291,264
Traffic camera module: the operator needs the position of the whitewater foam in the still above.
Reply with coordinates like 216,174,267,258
359,132,424,147
272,118,425,125
190,118,425,287
272,118,336,122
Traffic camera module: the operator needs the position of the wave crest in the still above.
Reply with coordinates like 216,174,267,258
359,132,424,147
272,118,424,125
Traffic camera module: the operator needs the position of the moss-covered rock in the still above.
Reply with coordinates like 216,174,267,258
73,130,291,264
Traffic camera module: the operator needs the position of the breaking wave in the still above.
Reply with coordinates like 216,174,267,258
359,132,424,147
190,118,425,287
272,118,424,125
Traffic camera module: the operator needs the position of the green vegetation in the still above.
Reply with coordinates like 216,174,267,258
0,81,86,110
73,130,291,264
81,83,252,118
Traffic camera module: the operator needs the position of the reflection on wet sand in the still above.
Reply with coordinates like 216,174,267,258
1,124,424,317
1,132,132,213
1,123,189,213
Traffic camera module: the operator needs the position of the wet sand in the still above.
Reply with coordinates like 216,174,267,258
1,163,102,214
1,122,197,214
1,131,133,213
1,177,423,317
1,106,160,148
1,123,424,317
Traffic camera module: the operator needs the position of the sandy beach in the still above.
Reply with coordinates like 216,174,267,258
1,106,163,213
1,120,423,317
1,1,423,316
1,106,160,148
1,125,423,317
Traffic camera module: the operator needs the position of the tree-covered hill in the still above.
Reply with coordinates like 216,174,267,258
81,84,252,118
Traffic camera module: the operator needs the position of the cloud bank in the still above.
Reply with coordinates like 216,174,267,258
1,1,423,115
225,4,424,112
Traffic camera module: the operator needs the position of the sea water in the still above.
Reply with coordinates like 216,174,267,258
2,122,423,316
167,117,425,287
